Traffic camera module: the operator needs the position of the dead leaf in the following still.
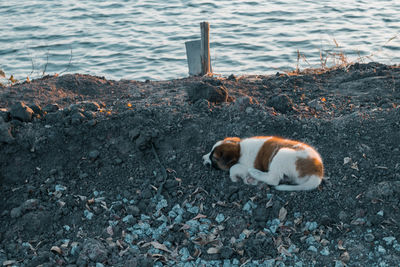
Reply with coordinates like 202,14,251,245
143,241,172,253
338,240,345,250
279,207,287,222
277,245,292,257
343,157,351,165
107,226,114,236
207,247,220,254
50,246,62,255
191,214,207,220
266,197,273,208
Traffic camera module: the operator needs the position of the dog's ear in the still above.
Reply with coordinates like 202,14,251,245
219,143,240,168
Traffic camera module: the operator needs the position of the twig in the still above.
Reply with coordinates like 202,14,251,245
42,49,49,77
59,48,73,75
151,142,168,201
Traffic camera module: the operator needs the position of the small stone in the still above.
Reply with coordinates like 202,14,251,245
364,233,375,242
335,261,345,267
338,211,348,221
122,215,135,224
215,213,225,223
71,112,85,124
377,210,384,216
187,206,199,214
43,104,59,113
179,247,191,262
307,245,318,253
55,185,67,192
10,207,22,218
96,263,104,267
320,247,330,256
78,238,108,263
267,94,293,113
382,236,396,245
305,221,318,231
84,210,94,220
377,245,386,254
89,150,100,160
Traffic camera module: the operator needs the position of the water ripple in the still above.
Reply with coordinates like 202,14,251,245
0,0,399,81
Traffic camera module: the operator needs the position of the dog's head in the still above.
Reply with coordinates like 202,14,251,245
203,137,241,171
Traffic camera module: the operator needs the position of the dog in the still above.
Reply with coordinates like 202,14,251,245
203,136,324,191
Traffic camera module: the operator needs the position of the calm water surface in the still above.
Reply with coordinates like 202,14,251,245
1,0,399,81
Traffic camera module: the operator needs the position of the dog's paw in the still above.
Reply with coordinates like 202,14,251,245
229,174,240,182
248,168,264,179
244,176,258,185
202,154,211,166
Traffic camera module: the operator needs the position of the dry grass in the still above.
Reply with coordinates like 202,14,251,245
284,36,398,76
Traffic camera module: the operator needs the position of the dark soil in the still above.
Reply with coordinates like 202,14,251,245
1,62,400,266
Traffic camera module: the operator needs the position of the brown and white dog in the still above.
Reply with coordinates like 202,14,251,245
202,136,324,191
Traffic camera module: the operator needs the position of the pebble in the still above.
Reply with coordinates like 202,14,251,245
377,245,386,254
43,104,59,113
335,261,345,267
84,210,94,220
364,233,375,242
243,200,257,212
122,215,135,224
307,245,318,253
267,94,293,113
55,184,67,192
156,198,168,211
305,221,318,231
215,213,225,223
10,207,22,218
78,238,108,263
89,150,100,160
179,247,191,262
320,247,330,256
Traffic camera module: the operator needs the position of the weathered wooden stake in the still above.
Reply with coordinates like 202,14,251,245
185,21,212,76
200,21,211,75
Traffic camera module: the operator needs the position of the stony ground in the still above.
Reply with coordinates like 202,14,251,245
0,62,399,267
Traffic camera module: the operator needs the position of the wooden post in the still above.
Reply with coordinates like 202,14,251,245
185,40,202,76
185,21,212,76
200,22,211,75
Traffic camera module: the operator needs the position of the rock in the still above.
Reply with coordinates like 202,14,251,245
0,118,13,143
10,102,34,122
71,112,86,125
364,233,375,242
187,82,233,103
338,211,349,221
267,94,293,113
308,99,324,111
89,150,100,160
78,101,100,111
233,96,255,111
0,108,10,122
29,104,43,116
20,199,39,212
10,207,22,218
220,246,233,259
43,104,60,113
77,238,108,264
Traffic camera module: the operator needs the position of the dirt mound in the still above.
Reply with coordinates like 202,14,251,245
0,62,400,266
